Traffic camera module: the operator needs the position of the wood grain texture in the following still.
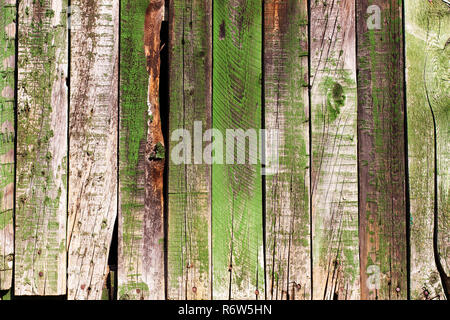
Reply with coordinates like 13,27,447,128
310,0,359,300
118,0,165,301
68,0,118,300
356,0,407,300
167,0,212,300
212,0,264,300
264,0,310,300
406,0,449,300
15,0,67,296
0,0,15,291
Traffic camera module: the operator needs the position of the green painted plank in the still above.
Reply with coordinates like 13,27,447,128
68,0,119,300
406,0,449,300
356,0,407,299
118,0,152,300
0,0,15,291
118,0,165,300
15,0,68,296
264,0,310,300
167,0,212,299
311,0,359,300
212,0,263,300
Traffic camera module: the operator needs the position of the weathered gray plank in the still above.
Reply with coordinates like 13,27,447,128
0,0,15,291
311,0,359,300
15,0,68,296
406,0,449,300
68,0,119,300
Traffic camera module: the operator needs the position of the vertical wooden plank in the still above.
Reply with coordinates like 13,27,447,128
310,0,359,300
0,0,15,291
167,0,212,299
212,0,264,299
356,0,407,299
68,0,119,300
264,0,310,300
406,0,449,300
15,0,67,296
118,0,165,300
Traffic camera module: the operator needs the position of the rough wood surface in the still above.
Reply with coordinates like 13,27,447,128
15,0,67,296
0,0,15,291
356,0,407,300
406,0,449,300
212,0,264,300
167,0,212,300
310,0,359,300
118,0,165,301
68,0,119,300
264,0,310,300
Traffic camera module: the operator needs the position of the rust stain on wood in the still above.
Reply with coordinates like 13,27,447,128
142,0,165,300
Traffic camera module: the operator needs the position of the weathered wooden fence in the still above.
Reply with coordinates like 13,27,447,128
0,0,448,300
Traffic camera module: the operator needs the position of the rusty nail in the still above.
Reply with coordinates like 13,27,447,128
38,271,43,277
296,283,301,290
395,287,400,292
192,287,197,293
81,284,86,290
255,290,259,295
424,290,429,296
136,288,141,294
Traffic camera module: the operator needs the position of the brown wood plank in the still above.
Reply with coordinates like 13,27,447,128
356,0,407,300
